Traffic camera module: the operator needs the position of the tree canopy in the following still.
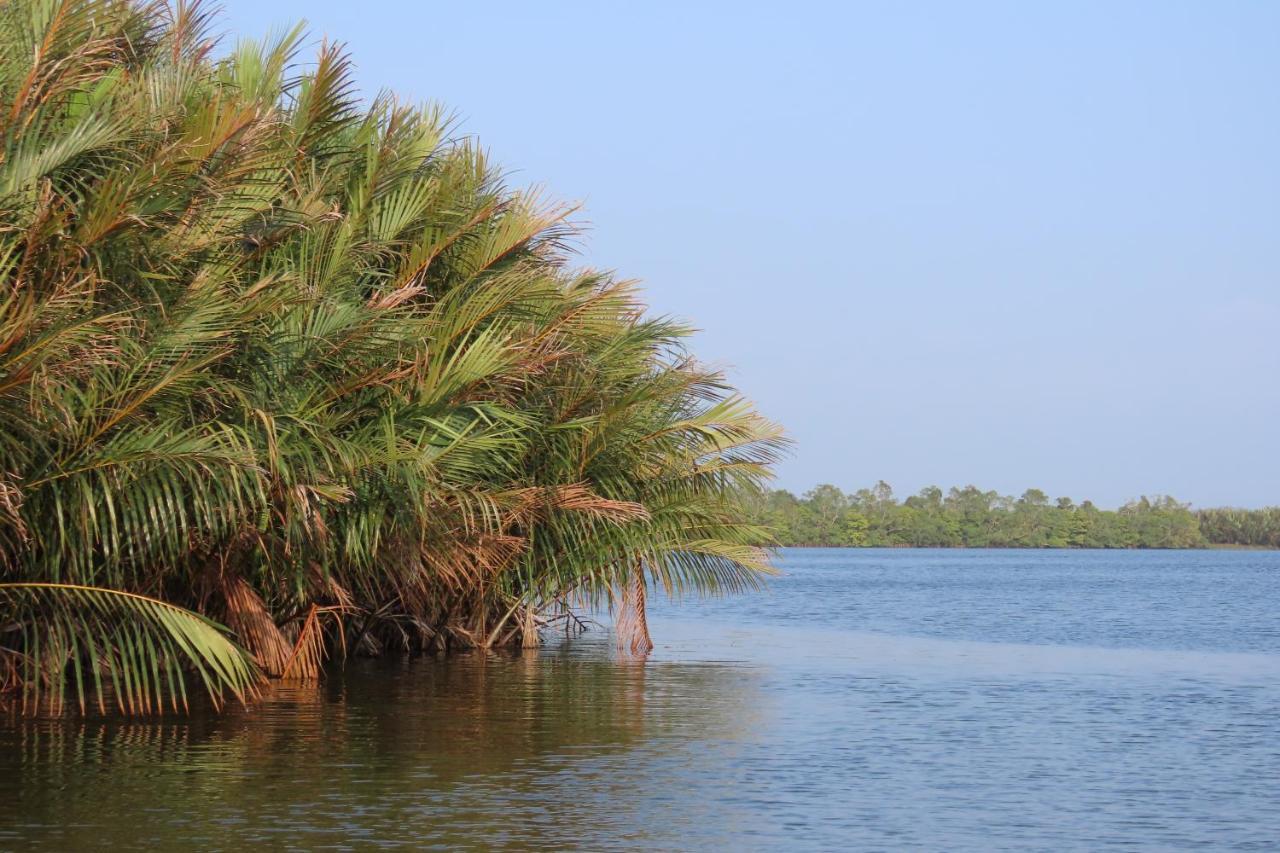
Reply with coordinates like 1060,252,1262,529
0,0,784,713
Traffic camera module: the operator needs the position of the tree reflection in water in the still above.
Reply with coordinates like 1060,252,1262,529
1,639,767,850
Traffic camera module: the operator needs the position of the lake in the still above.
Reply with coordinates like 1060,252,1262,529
3,548,1279,850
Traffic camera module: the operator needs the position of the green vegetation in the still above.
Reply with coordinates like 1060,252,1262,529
1196,508,1280,549
752,483,1215,549
0,0,784,714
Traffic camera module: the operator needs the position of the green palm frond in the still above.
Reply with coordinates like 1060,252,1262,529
0,582,262,715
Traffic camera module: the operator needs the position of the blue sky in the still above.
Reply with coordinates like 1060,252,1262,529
218,1,1280,508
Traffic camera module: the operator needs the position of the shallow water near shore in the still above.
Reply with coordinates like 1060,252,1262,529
2,548,1279,850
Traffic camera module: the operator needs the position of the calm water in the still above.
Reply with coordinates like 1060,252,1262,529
3,549,1279,850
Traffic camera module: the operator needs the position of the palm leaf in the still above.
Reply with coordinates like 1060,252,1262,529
0,582,263,715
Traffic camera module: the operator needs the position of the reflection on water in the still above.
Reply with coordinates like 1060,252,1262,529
2,549,1280,850
1,641,770,850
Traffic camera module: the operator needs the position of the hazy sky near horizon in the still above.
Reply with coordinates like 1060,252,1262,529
218,1,1279,509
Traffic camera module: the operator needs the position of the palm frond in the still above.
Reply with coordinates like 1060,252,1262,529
0,582,262,715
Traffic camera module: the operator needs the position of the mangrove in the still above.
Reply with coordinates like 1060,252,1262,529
0,0,786,715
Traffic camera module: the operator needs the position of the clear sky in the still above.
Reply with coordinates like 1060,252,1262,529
217,1,1279,509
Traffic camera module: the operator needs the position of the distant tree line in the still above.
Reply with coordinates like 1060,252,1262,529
1195,508,1280,548
749,483,1279,549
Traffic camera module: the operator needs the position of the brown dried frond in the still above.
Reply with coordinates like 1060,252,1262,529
366,283,426,310
496,483,646,529
420,532,524,592
221,577,291,677
280,605,326,681
491,486,543,528
545,483,647,525
318,572,356,612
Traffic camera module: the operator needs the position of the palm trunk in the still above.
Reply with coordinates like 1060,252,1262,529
617,561,653,654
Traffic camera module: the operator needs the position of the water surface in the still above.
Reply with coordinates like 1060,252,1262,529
2,549,1278,850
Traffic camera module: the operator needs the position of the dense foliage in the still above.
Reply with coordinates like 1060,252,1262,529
752,484,1212,549
1195,508,1280,549
0,0,784,713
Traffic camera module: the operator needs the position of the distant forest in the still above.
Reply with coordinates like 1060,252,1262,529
750,483,1280,549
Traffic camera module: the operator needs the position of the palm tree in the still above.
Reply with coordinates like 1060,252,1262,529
0,0,786,713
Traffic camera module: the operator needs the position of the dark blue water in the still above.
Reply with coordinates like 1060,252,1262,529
2,548,1278,850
